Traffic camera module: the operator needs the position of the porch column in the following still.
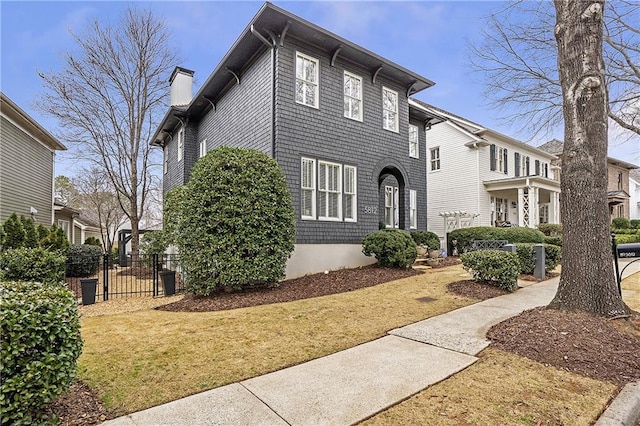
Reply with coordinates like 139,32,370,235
531,186,539,228
517,188,525,227
550,191,560,224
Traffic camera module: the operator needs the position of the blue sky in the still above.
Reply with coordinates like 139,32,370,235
2,0,638,178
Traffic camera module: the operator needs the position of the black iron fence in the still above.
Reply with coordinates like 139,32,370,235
65,253,183,303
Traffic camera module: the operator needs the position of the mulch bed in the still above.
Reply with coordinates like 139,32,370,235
158,264,422,312
447,279,510,300
46,381,113,426
488,307,640,387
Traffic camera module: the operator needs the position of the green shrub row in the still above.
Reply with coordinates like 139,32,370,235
410,231,440,250
449,227,545,253
460,250,520,292
537,223,562,236
362,229,417,268
514,243,562,275
0,281,83,424
66,244,102,278
615,234,640,244
0,248,66,284
1,213,69,253
631,219,640,229
612,229,640,235
543,235,562,247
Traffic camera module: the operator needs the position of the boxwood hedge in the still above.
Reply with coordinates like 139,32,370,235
410,231,441,250
0,281,83,424
514,243,562,275
66,244,102,278
449,226,545,253
362,229,417,268
0,247,66,284
460,250,520,292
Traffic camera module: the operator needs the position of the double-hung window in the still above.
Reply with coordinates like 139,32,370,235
318,161,342,220
344,166,357,221
409,124,419,158
521,155,530,176
430,147,441,171
199,139,207,158
57,220,70,237
344,71,362,121
295,52,319,108
301,158,316,219
177,127,184,162
409,190,417,229
385,186,399,228
382,87,398,132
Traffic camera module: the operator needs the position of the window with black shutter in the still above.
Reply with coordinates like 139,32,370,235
525,157,530,176
503,149,508,174
535,159,540,175
514,152,520,177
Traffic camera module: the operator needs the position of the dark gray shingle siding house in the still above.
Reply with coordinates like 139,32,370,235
152,3,440,277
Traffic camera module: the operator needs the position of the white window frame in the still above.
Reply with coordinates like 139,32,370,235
385,186,400,228
430,147,441,171
344,165,357,222
382,87,399,132
498,147,504,172
409,189,417,229
177,127,184,162
163,150,168,174
295,52,319,108
521,155,530,176
57,219,70,237
199,138,207,158
344,71,363,121
301,157,316,220
409,124,419,158
318,161,342,221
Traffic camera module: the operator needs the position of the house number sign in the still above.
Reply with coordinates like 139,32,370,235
363,206,378,215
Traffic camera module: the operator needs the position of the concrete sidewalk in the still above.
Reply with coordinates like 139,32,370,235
103,276,562,426
103,262,639,426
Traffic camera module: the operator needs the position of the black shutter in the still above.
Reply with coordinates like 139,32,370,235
503,149,508,174
514,152,520,177
526,157,530,176
535,159,540,175
490,144,496,171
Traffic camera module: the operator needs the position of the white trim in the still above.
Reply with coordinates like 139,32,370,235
318,160,342,221
409,124,419,158
295,51,320,109
430,146,441,171
382,87,399,132
344,165,357,222
177,127,184,162
301,157,316,220
343,71,363,122
199,138,207,158
409,189,417,229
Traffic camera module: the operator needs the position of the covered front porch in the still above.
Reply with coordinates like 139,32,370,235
484,176,561,228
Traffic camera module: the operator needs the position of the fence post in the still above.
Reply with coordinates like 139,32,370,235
103,254,109,301
153,253,159,297
502,244,517,253
533,244,545,280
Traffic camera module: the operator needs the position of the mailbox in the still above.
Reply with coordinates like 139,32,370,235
617,243,640,259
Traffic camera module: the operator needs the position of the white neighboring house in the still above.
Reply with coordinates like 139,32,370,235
630,169,640,220
410,99,561,244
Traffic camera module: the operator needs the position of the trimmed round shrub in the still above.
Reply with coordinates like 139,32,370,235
168,148,295,295
449,226,545,253
362,229,417,268
0,281,83,424
0,247,66,284
537,223,562,236
630,219,640,229
514,243,562,275
66,244,102,278
612,217,630,229
460,250,520,292
410,231,441,250
543,235,562,247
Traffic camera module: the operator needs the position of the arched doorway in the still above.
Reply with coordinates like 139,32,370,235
377,165,407,229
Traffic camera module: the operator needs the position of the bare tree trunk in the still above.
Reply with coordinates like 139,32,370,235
549,0,630,316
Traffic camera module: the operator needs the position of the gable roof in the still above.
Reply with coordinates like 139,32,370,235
151,2,436,146
1,92,66,151
539,139,639,169
630,168,640,182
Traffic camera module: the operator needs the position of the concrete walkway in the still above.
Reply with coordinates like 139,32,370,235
103,262,640,426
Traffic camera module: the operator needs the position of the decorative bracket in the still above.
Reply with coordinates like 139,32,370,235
202,96,216,112
225,67,240,86
280,21,291,46
331,45,343,67
406,80,417,98
372,65,383,84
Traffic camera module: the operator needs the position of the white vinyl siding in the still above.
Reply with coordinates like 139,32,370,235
295,52,319,108
382,87,398,132
344,166,357,221
409,124,419,158
344,72,362,121
318,161,342,220
177,127,184,162
409,189,417,229
430,147,440,171
301,158,316,219
199,138,207,158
